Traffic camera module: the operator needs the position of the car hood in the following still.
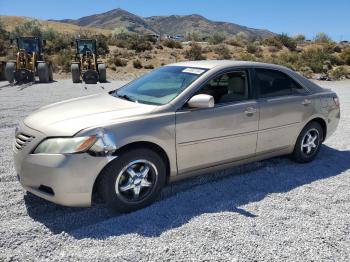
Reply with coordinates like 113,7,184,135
24,93,157,136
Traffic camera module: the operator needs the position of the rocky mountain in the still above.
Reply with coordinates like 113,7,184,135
54,8,274,39
56,9,154,34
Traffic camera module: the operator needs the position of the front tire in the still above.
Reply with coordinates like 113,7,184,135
71,64,80,83
98,148,166,212
5,62,15,83
48,64,53,81
38,63,49,83
292,122,323,163
98,63,106,83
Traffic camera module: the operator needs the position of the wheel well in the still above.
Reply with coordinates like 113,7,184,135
92,141,171,200
309,118,327,140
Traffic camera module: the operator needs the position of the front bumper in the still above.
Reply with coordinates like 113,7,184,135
13,124,111,207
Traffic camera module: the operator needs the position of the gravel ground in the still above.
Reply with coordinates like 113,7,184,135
0,79,349,261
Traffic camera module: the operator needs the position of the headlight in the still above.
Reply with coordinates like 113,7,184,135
33,136,97,154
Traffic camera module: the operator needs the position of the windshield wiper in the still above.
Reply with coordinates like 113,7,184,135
116,93,136,102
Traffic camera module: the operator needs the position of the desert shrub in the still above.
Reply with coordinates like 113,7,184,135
333,45,342,53
274,51,300,70
238,53,257,61
114,39,127,48
44,33,72,55
268,46,279,53
144,64,154,69
263,37,283,49
234,32,249,43
293,34,305,43
186,32,201,42
215,45,231,59
109,56,127,67
133,59,143,69
127,35,152,53
329,54,345,66
276,33,297,51
12,20,42,37
0,19,6,36
300,47,331,73
184,43,205,60
246,43,258,54
225,38,244,47
329,66,349,80
162,39,182,49
0,39,8,56
314,32,333,44
53,49,72,72
201,46,212,53
42,28,58,42
299,66,313,78
208,32,226,45
340,47,350,65
96,34,110,55
112,27,130,40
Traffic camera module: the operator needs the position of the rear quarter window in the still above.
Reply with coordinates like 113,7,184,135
255,68,307,98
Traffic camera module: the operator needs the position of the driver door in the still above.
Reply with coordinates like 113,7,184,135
175,70,259,174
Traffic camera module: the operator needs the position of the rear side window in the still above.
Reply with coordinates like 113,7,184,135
255,68,307,98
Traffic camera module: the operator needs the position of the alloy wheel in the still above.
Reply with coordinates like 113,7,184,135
115,159,158,203
301,128,320,156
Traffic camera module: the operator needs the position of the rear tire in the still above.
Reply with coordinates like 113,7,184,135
48,64,53,81
98,148,166,212
38,63,49,83
5,62,15,83
71,64,80,83
98,63,106,83
292,122,323,163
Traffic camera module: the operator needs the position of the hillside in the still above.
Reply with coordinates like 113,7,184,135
145,14,274,39
54,8,274,39
0,16,111,35
57,8,153,34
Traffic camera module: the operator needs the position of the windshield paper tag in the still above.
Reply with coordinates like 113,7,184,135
182,68,205,75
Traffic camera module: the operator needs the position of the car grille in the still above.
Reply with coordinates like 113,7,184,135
14,133,35,150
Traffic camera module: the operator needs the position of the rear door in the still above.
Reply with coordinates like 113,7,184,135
254,68,313,153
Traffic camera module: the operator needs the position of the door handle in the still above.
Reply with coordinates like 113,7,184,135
244,107,257,116
302,99,311,106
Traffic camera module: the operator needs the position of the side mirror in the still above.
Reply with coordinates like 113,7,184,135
187,94,214,109
43,40,46,46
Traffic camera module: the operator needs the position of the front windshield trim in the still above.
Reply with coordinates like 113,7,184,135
112,66,208,106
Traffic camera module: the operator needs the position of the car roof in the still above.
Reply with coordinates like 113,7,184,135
167,60,325,94
167,60,289,70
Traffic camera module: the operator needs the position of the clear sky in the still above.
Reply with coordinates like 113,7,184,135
0,0,349,41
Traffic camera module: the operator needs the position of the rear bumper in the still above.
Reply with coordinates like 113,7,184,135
14,151,111,207
325,106,340,140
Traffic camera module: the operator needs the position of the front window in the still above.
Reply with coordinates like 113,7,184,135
77,40,96,54
112,66,207,105
17,38,39,53
195,71,249,104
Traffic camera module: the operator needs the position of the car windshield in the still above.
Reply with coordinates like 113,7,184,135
112,66,207,105
77,40,96,54
17,38,39,53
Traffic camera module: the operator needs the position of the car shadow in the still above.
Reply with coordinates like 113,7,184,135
24,145,350,239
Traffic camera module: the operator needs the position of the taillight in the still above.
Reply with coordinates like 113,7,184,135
333,97,340,107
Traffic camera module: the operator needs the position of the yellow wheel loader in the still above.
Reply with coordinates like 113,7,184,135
71,39,106,84
5,37,53,83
